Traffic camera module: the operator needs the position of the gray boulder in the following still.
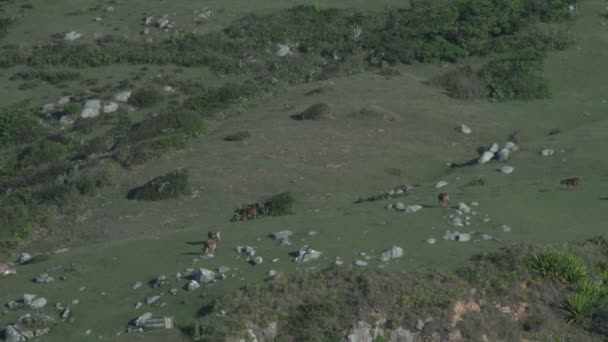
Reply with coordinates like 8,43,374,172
132,281,143,290
478,151,494,164
217,266,230,274
114,91,132,102
5,325,24,342
29,297,47,310
276,44,291,57
80,107,99,119
489,143,499,153
498,166,514,174
59,115,74,125
394,202,406,211
187,280,200,291
435,180,448,188
135,312,153,327
458,202,471,214
504,141,518,151
347,321,373,342
146,296,160,305
193,268,215,284
294,246,322,263
34,273,54,284
380,246,404,261
500,224,512,232
16,253,32,264
57,96,71,105
103,101,118,113
405,205,422,213
458,124,472,135
389,327,417,342
497,148,510,162
354,260,368,267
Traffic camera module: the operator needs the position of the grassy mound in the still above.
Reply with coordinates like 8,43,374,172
292,103,333,121
348,104,400,122
127,169,190,201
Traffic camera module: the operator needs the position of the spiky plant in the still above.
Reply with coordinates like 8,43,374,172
528,250,588,284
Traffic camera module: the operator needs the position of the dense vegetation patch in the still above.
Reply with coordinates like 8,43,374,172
187,237,608,341
127,168,190,201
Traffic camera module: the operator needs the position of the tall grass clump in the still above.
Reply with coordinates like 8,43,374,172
528,250,588,284
265,192,295,216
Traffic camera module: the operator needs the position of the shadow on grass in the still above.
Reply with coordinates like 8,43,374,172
449,158,478,169
600,197,608,200
186,241,205,245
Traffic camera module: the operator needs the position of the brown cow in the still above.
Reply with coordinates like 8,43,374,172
438,192,450,207
561,177,581,189
203,239,217,255
240,206,258,221
208,230,221,243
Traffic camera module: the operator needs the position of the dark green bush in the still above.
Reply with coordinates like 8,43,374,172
0,101,44,147
223,131,251,141
127,168,190,201
17,141,69,169
481,48,550,101
265,192,295,216
183,82,259,115
150,133,189,152
128,88,164,108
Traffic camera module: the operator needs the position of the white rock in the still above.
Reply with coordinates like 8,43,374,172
354,260,368,267
267,270,278,278
163,85,175,92
394,202,406,211
275,43,291,57
499,166,514,174
217,266,230,274
294,246,322,263
59,115,74,125
29,297,47,309
471,202,479,206
80,107,99,118
187,280,200,291
478,151,494,164
42,103,55,113
380,246,404,261
106,6,114,12
500,224,512,233
405,205,422,213
335,257,344,266
198,8,212,19
193,268,215,284
146,296,160,305
272,230,294,240
497,148,510,162
253,256,263,265
457,202,471,214
103,101,118,113
23,294,36,305
459,124,472,135
427,238,437,245
435,180,448,189
489,143,499,153
114,91,132,102
135,312,152,326
541,149,554,156
132,281,142,290
64,31,83,41
452,217,464,227
17,253,32,264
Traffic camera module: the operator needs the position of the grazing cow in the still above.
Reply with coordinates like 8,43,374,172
438,192,450,207
561,177,581,189
203,239,217,255
0,263,14,277
239,206,258,221
208,230,221,243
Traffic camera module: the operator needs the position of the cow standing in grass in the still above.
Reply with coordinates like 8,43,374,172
240,206,258,221
208,230,221,243
561,177,581,189
203,239,217,255
438,192,450,208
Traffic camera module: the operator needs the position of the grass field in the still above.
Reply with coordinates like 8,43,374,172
1,0,608,341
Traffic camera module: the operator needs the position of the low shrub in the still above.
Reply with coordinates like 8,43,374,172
528,250,588,284
127,168,190,201
17,141,69,169
265,192,295,216
432,65,488,99
10,69,81,84
150,133,189,152
293,103,333,121
223,131,251,141
128,88,164,108
127,111,207,143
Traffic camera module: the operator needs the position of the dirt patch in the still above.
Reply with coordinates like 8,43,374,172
451,299,481,327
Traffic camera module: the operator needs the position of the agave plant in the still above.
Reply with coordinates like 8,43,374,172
562,291,595,323
528,250,588,284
